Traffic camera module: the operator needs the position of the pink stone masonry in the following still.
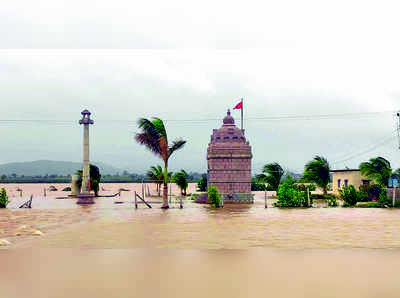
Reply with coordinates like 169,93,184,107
207,110,254,203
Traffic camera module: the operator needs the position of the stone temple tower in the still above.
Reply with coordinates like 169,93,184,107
207,110,253,203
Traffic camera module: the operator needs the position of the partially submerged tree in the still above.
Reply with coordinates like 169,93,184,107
136,117,186,209
75,164,102,197
173,170,189,196
303,156,331,195
0,188,9,208
359,156,392,187
256,162,284,191
146,165,164,196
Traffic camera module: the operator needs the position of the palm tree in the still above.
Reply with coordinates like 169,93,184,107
303,156,331,195
146,165,164,196
136,118,186,209
359,156,392,187
173,170,189,196
256,162,284,191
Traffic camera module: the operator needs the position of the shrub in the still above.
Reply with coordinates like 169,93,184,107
251,178,267,191
326,194,338,207
0,188,9,208
276,176,308,207
339,185,358,207
208,185,222,208
378,187,391,207
357,186,370,202
357,202,384,208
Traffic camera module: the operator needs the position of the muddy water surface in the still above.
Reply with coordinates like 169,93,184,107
2,185,400,298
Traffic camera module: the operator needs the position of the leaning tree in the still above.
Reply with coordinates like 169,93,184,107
256,162,284,191
173,170,189,196
359,156,392,187
146,165,164,197
136,118,186,209
303,156,331,195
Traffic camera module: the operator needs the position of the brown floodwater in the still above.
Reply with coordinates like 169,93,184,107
2,184,400,297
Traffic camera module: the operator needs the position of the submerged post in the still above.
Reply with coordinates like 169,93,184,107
134,191,138,209
265,190,267,208
393,188,396,207
77,109,95,205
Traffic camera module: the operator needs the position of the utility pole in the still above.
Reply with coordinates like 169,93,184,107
241,98,244,131
397,111,400,149
394,111,400,207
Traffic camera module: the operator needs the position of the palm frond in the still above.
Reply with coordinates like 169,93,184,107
168,139,186,158
135,118,163,157
303,156,331,190
152,118,168,140
359,156,391,186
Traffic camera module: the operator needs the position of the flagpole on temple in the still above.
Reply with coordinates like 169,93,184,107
241,98,244,131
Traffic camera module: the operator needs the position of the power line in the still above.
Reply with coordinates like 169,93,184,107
331,132,398,167
0,110,394,126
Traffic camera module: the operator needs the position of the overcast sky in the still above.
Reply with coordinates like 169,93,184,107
0,0,400,173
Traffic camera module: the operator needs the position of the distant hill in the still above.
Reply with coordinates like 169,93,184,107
0,160,121,176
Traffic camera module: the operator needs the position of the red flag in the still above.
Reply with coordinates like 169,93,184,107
233,101,243,110
88,180,91,191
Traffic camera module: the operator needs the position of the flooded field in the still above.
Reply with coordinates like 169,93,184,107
2,183,400,297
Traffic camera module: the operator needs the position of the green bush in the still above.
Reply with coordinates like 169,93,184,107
378,187,391,207
276,176,308,207
339,185,358,207
208,186,222,208
358,185,370,202
0,188,9,208
357,202,384,208
326,194,338,207
251,178,267,191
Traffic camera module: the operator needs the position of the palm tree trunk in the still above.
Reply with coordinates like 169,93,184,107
161,162,169,209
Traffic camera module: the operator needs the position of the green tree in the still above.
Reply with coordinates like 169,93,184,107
146,165,164,196
276,175,308,207
74,164,102,197
339,185,358,207
0,188,9,208
303,156,331,195
256,162,284,191
359,157,392,187
136,117,186,209
197,174,207,191
208,185,222,208
173,170,189,196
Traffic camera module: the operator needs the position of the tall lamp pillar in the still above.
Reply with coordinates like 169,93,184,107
77,109,95,204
